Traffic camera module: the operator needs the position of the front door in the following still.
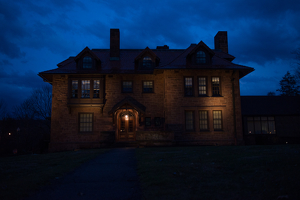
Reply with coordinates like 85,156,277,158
119,112,135,140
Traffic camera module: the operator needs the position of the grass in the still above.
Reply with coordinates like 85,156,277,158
0,149,107,200
136,145,300,200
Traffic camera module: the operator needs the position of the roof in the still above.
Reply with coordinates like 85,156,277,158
108,96,146,115
241,96,300,116
39,43,254,82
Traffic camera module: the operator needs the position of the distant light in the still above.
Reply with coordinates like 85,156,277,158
286,142,288,144
8,133,11,136
249,131,251,134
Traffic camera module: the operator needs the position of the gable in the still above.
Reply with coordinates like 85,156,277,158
134,47,160,70
74,47,101,70
186,41,215,67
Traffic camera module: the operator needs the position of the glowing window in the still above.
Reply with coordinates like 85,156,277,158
212,77,220,96
198,77,207,95
81,80,90,98
213,110,222,130
79,113,93,132
93,80,100,98
199,110,208,130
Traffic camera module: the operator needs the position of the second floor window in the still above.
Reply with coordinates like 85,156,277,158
122,81,133,93
184,77,193,96
72,80,78,98
83,56,93,69
93,80,100,98
198,77,207,96
143,81,153,93
81,80,90,98
212,77,220,96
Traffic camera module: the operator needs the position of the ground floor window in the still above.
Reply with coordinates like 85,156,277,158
247,116,275,134
199,110,208,130
213,110,222,130
79,113,93,132
185,110,194,131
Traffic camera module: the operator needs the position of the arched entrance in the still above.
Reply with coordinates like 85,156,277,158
118,111,135,140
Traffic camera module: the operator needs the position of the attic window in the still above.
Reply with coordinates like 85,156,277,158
196,51,206,64
143,56,152,68
83,56,92,68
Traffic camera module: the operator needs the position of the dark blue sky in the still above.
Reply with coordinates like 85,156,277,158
1,0,300,113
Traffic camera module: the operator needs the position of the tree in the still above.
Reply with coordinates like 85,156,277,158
276,71,300,96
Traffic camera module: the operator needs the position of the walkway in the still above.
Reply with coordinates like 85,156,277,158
26,148,142,200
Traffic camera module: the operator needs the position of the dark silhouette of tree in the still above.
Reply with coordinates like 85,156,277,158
267,92,276,96
276,71,300,96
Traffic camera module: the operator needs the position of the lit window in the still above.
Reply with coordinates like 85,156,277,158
199,111,208,130
81,80,90,98
122,81,133,93
213,110,222,130
212,77,220,96
143,56,152,68
143,81,153,93
79,113,93,132
72,80,78,98
247,116,275,134
93,80,100,98
196,51,206,64
184,77,193,96
83,56,92,68
185,111,194,131
198,77,207,96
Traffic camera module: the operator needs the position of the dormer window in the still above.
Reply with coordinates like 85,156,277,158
196,51,206,64
83,56,92,68
143,56,152,68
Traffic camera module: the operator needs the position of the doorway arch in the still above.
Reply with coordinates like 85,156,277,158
118,111,135,141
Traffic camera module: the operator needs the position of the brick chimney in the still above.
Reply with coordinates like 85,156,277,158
214,31,228,53
110,29,120,60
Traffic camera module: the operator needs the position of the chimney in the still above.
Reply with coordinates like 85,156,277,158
110,29,120,60
214,31,228,53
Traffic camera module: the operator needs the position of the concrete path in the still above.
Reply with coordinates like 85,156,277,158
25,148,142,200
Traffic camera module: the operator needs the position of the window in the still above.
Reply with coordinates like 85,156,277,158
143,81,154,93
184,77,193,96
122,81,133,93
199,111,208,130
81,80,90,98
83,56,93,69
79,113,93,132
185,111,194,131
247,116,275,134
212,77,220,96
198,77,207,96
93,80,100,98
145,117,151,126
155,117,161,126
196,51,206,64
213,110,222,130
143,56,152,68
71,80,78,98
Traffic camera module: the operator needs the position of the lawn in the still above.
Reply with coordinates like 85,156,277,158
136,145,300,200
0,149,107,200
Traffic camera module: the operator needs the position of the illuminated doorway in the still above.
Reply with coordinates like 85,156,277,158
118,111,135,140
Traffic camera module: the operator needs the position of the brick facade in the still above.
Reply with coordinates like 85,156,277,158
40,29,253,151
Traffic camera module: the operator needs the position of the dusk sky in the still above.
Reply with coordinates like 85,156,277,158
1,0,300,114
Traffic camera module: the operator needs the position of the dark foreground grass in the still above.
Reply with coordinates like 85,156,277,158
136,145,300,200
0,149,107,200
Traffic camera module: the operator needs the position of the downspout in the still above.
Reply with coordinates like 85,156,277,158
231,70,237,145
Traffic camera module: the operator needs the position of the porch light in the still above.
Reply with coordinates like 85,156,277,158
8,133,11,136
125,115,129,120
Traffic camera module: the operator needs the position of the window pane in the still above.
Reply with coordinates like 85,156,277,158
199,110,208,130
81,80,90,98
212,77,220,96
83,56,92,68
79,113,93,132
185,111,194,130
185,77,193,96
143,81,153,93
213,110,222,130
72,80,78,98
122,81,133,93
198,77,206,95
93,80,100,98
143,56,152,68
196,51,206,64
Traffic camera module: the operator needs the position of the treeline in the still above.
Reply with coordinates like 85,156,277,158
0,86,52,155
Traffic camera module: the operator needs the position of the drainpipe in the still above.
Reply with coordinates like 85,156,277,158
231,70,237,145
